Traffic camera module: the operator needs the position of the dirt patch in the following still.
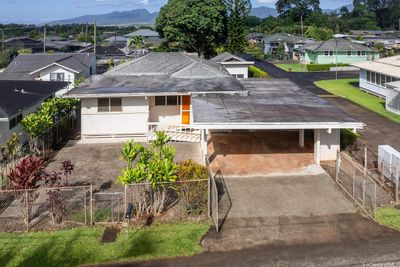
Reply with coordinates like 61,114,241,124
101,225,121,243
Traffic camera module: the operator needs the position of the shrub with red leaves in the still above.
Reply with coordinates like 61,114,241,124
8,156,46,190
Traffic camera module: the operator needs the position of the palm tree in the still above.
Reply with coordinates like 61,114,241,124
127,36,145,54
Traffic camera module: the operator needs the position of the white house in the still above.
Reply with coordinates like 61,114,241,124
351,55,400,98
263,33,315,60
65,52,364,164
385,81,400,115
0,80,67,144
209,52,254,79
0,53,96,95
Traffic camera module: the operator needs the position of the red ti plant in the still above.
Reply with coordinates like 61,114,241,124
8,156,46,223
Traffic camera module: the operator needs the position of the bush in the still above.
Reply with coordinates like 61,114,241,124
340,129,360,150
306,63,349,71
249,65,271,79
177,160,208,215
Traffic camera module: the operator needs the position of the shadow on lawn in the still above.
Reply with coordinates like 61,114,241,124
350,81,360,88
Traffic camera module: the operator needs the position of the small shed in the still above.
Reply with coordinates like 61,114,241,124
386,81,400,115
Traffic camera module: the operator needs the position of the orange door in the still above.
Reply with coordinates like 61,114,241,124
181,96,191,125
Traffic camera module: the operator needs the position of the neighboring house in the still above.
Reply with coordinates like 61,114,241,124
0,80,67,144
301,38,380,64
351,55,400,98
103,36,128,48
79,45,128,74
248,33,266,44
385,81,400,115
209,52,254,79
65,52,363,164
1,37,58,53
0,53,96,94
263,33,315,60
124,29,161,47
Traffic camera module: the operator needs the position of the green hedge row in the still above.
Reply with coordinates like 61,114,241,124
249,66,271,79
306,63,349,71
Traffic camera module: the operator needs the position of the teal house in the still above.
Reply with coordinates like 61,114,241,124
301,38,380,64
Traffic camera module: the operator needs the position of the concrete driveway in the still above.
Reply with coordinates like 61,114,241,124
202,167,394,252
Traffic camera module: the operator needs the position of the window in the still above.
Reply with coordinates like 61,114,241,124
362,51,366,56
357,51,361,56
371,72,376,84
155,96,180,106
324,51,329,56
347,51,351,56
329,51,334,56
9,113,22,130
97,98,122,112
376,73,381,86
89,66,93,76
387,76,392,83
50,73,65,81
366,71,370,82
235,74,245,79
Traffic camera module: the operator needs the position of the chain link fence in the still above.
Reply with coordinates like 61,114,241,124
335,152,394,219
0,185,90,231
93,192,124,224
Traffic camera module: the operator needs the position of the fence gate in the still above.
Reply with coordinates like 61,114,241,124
93,192,123,224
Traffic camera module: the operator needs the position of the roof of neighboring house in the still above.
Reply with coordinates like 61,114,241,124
209,52,254,65
65,52,241,98
303,38,376,52
351,55,400,78
0,53,96,80
79,45,126,56
248,33,266,39
0,80,67,118
103,36,128,43
386,81,400,90
191,79,363,129
263,33,314,44
124,29,159,38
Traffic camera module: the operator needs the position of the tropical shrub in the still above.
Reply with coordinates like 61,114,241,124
306,63,349,72
249,65,271,78
177,160,209,215
340,129,360,150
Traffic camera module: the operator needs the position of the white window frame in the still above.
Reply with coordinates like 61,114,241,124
97,98,122,112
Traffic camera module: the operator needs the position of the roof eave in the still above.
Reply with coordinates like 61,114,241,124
191,122,365,130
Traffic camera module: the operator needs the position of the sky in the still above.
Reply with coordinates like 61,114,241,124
0,0,352,24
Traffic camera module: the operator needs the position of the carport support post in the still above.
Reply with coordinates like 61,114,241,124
201,129,208,165
299,129,305,147
314,129,321,165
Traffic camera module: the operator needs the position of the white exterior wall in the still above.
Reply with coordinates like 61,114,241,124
359,69,387,97
319,129,340,161
80,97,149,138
148,97,181,129
223,64,249,79
39,66,76,89
0,98,48,145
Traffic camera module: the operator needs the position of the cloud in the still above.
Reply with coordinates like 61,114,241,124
255,0,277,4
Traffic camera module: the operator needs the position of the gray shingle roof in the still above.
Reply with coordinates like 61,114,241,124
303,38,376,52
209,52,247,63
192,79,361,125
0,53,95,80
0,80,67,118
263,33,313,44
124,29,159,38
103,36,128,42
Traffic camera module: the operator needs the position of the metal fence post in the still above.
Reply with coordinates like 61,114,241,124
84,190,87,225
124,185,127,219
362,176,366,207
364,146,367,175
352,164,356,198
335,152,341,182
396,166,399,204
90,183,94,225
25,190,29,225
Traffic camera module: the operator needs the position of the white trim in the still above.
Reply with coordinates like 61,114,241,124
218,61,254,66
30,62,80,75
192,122,364,130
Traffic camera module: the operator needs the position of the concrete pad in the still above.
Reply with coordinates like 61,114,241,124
47,140,201,192
208,131,314,177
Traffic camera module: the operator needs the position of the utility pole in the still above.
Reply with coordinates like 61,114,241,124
43,27,46,53
93,20,97,54
335,38,338,80
85,23,88,47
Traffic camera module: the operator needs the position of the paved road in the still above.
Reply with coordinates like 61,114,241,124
243,56,400,152
99,235,400,267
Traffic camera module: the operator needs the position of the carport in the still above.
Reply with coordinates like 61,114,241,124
192,79,364,175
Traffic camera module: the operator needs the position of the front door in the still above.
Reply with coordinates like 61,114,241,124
181,95,191,125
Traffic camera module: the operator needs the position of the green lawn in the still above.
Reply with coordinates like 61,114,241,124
375,206,400,231
0,222,210,267
315,79,400,124
275,63,308,72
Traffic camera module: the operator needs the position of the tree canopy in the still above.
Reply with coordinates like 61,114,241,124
155,0,227,58
226,0,252,54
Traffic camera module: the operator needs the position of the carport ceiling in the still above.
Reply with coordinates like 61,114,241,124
192,79,364,130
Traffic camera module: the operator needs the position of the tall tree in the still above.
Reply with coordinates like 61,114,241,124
226,0,252,54
275,0,321,21
155,0,227,58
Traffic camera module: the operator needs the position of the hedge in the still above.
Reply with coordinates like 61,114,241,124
340,129,360,150
249,66,271,79
306,63,349,72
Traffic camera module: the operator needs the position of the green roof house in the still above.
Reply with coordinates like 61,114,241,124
301,38,380,64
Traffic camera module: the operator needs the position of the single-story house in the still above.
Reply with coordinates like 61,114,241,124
209,52,254,79
385,81,400,115
1,37,59,53
263,33,315,60
0,53,96,94
124,29,161,47
0,80,67,144
65,52,364,165
351,55,400,98
79,45,128,74
301,38,380,64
